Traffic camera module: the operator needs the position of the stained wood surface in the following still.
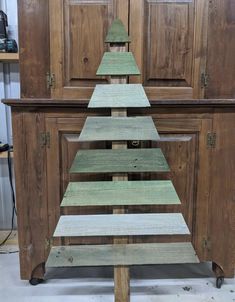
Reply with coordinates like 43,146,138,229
19,0,50,98
61,180,180,207
105,18,130,43
46,242,199,267
88,84,150,108
54,213,190,237
70,148,170,174
78,116,159,141
96,52,140,76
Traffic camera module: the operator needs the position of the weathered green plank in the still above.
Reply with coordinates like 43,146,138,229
46,242,199,268
88,84,150,108
70,148,170,174
54,213,190,237
96,52,140,76
78,117,159,142
61,180,180,207
105,19,131,43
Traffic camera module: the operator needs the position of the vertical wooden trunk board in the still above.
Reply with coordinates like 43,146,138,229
110,44,130,302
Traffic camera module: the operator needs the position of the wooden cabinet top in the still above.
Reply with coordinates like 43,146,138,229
2,99,235,108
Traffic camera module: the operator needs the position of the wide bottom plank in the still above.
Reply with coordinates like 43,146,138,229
46,242,199,267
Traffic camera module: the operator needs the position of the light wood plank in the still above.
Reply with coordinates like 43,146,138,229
54,213,190,237
105,19,131,43
46,242,199,267
70,148,170,174
78,117,159,141
61,180,180,207
96,52,140,76
88,84,150,108
0,53,19,62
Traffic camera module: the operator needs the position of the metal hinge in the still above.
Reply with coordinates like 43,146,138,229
201,73,209,88
207,132,216,148
46,72,55,89
40,132,50,148
45,238,52,250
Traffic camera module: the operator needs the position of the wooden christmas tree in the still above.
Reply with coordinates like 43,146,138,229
46,19,198,302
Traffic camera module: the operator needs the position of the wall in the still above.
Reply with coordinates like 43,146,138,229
0,0,20,229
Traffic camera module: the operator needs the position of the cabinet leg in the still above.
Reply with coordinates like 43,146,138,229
29,262,45,286
212,262,224,289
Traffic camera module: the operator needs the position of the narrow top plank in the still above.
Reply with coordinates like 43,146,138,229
54,213,190,237
78,116,160,141
88,84,150,108
61,180,181,207
46,242,199,268
70,148,170,174
105,19,131,43
96,52,140,76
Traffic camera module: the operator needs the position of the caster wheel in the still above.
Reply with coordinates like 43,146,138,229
216,277,224,289
29,278,44,286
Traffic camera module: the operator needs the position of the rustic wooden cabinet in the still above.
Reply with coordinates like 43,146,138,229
3,99,235,281
7,0,235,283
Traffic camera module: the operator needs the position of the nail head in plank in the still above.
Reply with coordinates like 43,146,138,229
46,242,199,267
78,117,159,142
61,180,181,207
88,84,150,108
70,148,170,174
96,52,140,76
105,19,131,43
54,213,190,237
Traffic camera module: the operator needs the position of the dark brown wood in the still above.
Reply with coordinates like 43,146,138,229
3,99,235,108
206,0,235,98
5,100,235,280
18,0,50,98
210,111,235,277
16,0,235,99
12,111,48,280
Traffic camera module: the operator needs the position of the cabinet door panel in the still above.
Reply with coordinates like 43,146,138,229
50,0,128,99
130,0,209,99
147,2,193,84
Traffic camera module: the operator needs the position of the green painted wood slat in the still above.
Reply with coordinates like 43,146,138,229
54,213,190,237
105,19,131,43
70,148,170,174
88,84,150,108
46,242,199,268
78,117,159,141
61,180,180,207
96,52,140,76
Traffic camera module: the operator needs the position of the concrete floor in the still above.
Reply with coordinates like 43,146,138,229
0,250,234,302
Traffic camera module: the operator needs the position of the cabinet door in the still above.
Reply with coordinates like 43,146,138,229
129,0,209,99
129,116,212,261
45,115,112,246
49,0,128,99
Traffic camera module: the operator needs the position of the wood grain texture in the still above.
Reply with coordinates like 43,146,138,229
78,116,159,141
46,242,199,267
209,111,235,277
54,213,190,237
146,1,193,83
88,84,150,108
96,52,140,76
129,0,209,99
18,0,50,98
206,0,235,98
61,180,181,207
105,18,130,43
12,111,48,280
49,0,122,99
70,148,170,174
